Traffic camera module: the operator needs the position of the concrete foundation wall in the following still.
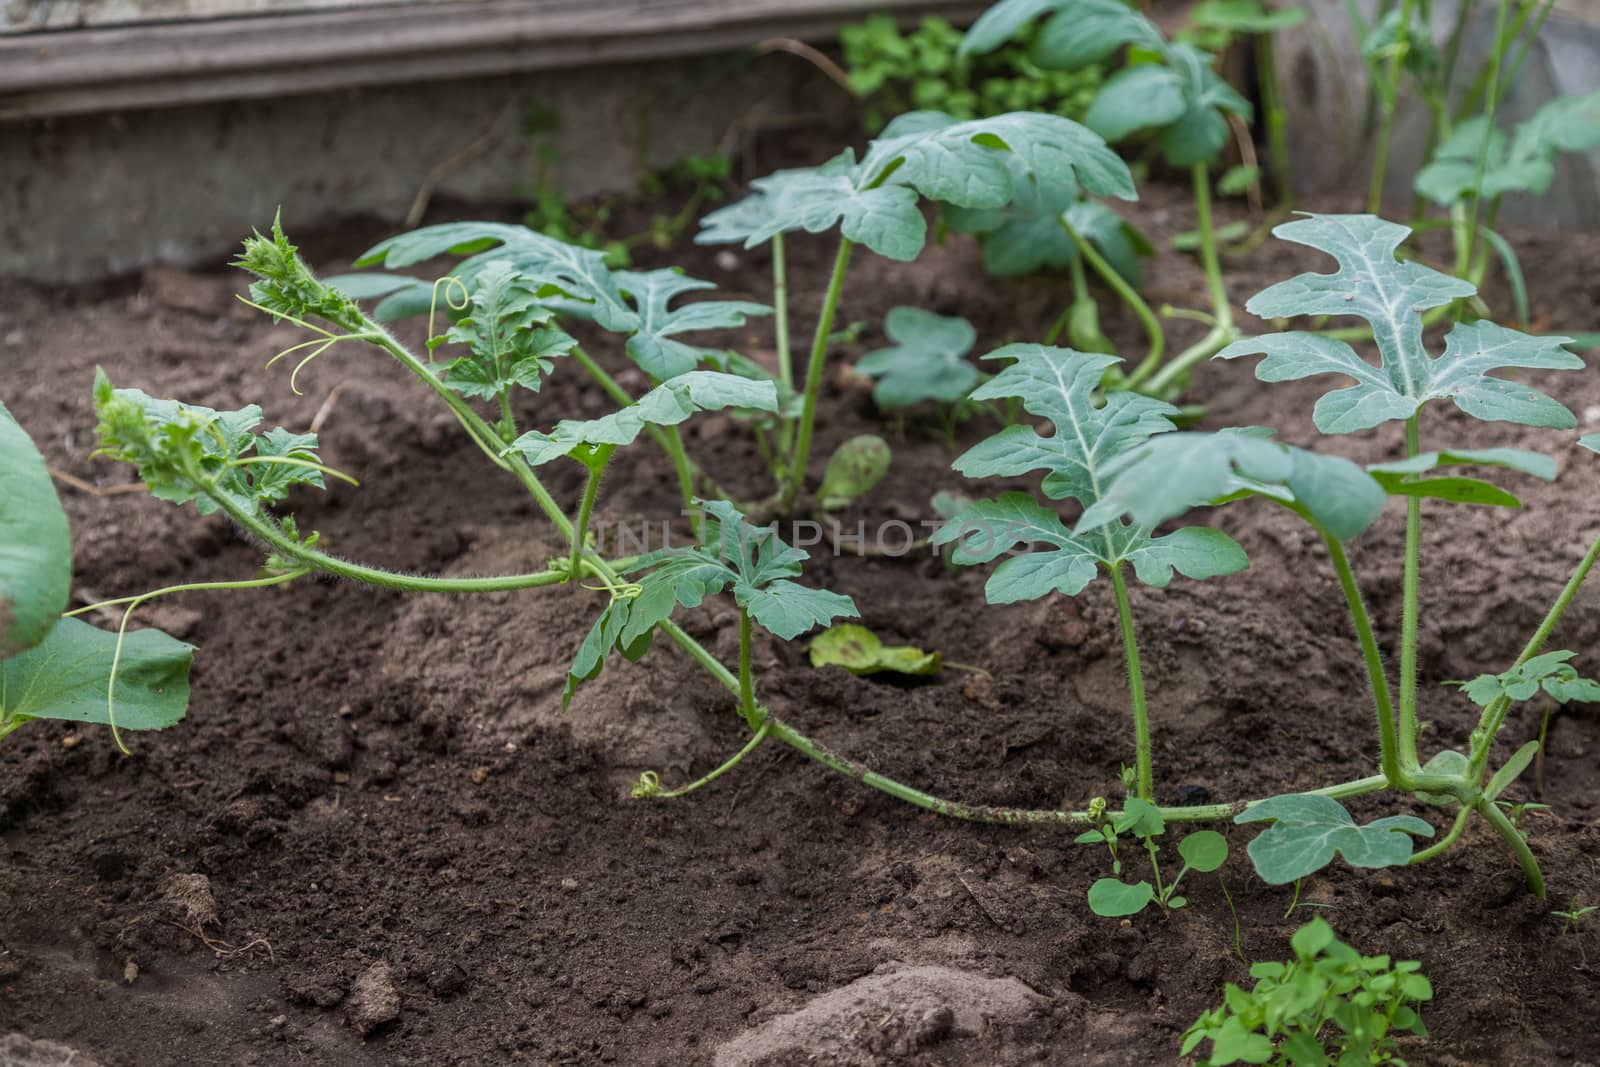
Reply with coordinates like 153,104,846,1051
2,54,835,281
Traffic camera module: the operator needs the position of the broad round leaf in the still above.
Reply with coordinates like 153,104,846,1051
0,401,71,657
1177,829,1229,873
1087,878,1155,917
0,617,193,731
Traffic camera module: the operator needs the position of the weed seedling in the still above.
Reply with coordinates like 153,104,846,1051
1182,918,1433,1066
1077,797,1229,917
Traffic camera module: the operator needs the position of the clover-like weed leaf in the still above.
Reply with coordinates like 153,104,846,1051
1452,649,1600,708
0,618,193,734
960,0,1164,69
1178,829,1229,873
856,308,979,408
0,401,71,657
1236,793,1434,885
1219,214,1582,433
93,370,328,519
1087,878,1157,917
1078,429,1388,543
935,347,1246,603
696,111,1133,262
439,261,576,398
509,372,777,466
564,499,856,708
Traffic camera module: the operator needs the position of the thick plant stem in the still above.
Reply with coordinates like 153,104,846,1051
772,233,795,456
569,445,617,581
1110,564,1153,801
782,237,855,508
1460,0,1513,279
1321,531,1405,787
1367,0,1416,213
1140,166,1237,398
1060,217,1165,383
1480,795,1546,897
1256,31,1292,208
1398,416,1423,772
738,608,757,727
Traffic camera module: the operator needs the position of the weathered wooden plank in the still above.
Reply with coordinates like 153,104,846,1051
0,0,984,120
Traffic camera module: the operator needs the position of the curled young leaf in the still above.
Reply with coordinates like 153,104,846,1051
1077,429,1388,542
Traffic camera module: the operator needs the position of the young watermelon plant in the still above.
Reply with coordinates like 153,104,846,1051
959,0,1254,398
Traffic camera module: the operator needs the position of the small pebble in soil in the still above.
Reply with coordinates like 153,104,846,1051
347,963,402,1036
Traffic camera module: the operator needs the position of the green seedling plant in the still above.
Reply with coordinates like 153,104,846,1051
1414,90,1600,323
0,403,194,748
1553,899,1596,937
960,0,1255,398
1182,918,1433,1066
1077,796,1230,917
854,308,997,448
694,108,1134,509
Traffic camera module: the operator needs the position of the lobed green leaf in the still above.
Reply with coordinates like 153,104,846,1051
855,308,979,408
1219,214,1581,433
1236,793,1434,885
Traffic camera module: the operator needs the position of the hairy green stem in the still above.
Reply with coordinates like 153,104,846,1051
772,232,795,457
1398,416,1423,772
738,608,757,727
1140,166,1237,398
569,445,617,582
1460,0,1513,277
1367,0,1416,213
1110,564,1154,801
1256,31,1292,208
1321,529,1405,787
783,237,855,508
1480,794,1546,896
1408,804,1473,863
1061,216,1165,385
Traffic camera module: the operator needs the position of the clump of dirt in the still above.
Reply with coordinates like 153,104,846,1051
1,178,1598,1066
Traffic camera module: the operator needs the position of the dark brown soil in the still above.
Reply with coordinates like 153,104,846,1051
3,177,1599,1066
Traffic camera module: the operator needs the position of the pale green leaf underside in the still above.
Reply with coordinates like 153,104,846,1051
1236,793,1434,885
0,401,71,657
1219,214,1581,433
1078,430,1387,542
509,372,777,465
1,617,193,731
